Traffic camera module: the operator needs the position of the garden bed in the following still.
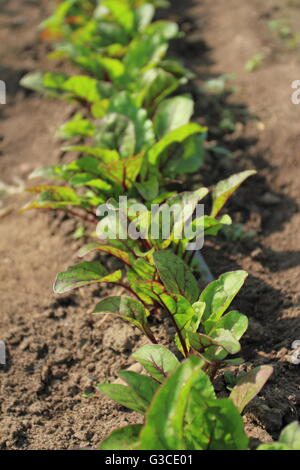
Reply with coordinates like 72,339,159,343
0,0,299,450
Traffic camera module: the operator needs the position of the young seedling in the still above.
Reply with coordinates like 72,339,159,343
98,354,273,450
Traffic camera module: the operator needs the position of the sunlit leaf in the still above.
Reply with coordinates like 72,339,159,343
153,251,199,303
100,425,142,450
211,170,256,218
154,95,194,138
54,262,121,293
148,123,207,166
230,366,273,413
118,371,159,405
199,271,248,332
92,296,155,340
132,345,180,383
78,242,135,266
98,383,147,414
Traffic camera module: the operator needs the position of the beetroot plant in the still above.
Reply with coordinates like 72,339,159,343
18,0,283,452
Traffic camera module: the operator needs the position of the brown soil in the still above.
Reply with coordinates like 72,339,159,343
0,0,299,450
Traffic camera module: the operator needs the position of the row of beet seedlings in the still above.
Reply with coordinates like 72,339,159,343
20,0,298,450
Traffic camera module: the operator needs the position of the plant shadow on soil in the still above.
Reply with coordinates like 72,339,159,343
165,0,300,430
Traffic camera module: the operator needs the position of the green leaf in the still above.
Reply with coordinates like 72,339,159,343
93,113,135,157
118,371,159,406
164,133,206,176
153,251,199,303
53,262,121,294
135,4,155,32
108,91,155,152
103,0,135,33
72,225,85,240
91,99,110,118
187,329,240,356
160,59,194,80
145,20,179,40
191,301,206,330
68,174,111,191
39,0,77,35
132,345,180,383
21,71,109,105
98,57,125,82
258,422,300,450
21,184,83,212
157,187,208,248
67,156,103,175
201,310,248,361
130,257,156,281
124,33,168,75
230,366,273,413
139,356,206,450
20,71,50,94
279,422,300,449
26,184,79,201
102,358,249,451
62,75,103,103
187,398,249,450
21,71,68,98
154,95,194,139
169,133,206,175
135,177,159,201
135,68,180,113
99,153,144,188
78,242,135,266
209,328,241,355
160,295,198,334
148,123,207,166
212,310,248,342
63,146,120,163
258,442,291,450
211,170,256,218
200,270,248,332
99,425,142,450
57,114,95,139
127,268,164,306
138,356,247,450
190,215,232,241
92,296,154,339
98,383,147,414
184,368,248,450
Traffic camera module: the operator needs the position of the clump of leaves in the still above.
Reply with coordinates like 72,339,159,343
22,0,278,452
38,0,171,45
54,242,250,373
268,19,292,39
48,169,254,270
267,19,300,49
21,92,210,217
98,353,273,450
